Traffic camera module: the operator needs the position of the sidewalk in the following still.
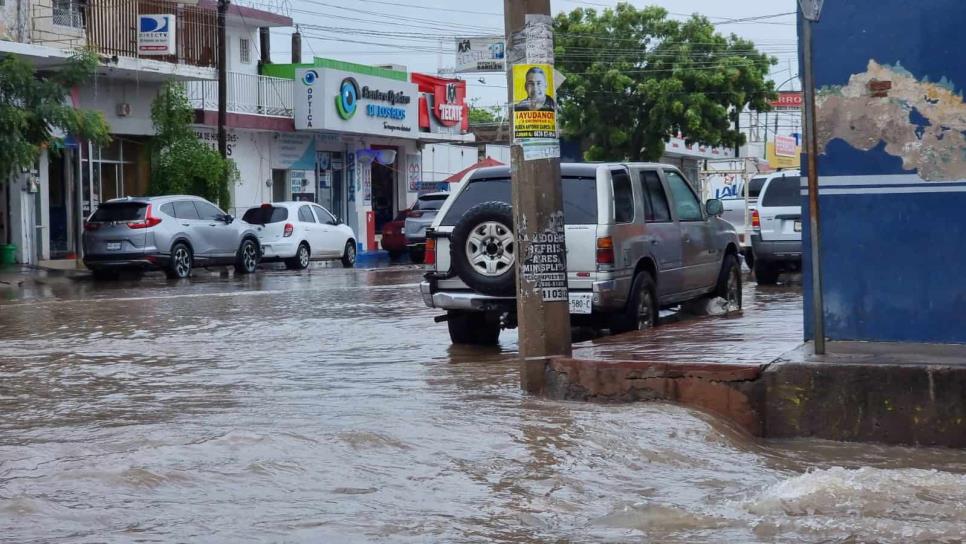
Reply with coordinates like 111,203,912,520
0,262,90,290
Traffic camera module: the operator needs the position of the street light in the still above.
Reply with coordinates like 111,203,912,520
799,0,826,354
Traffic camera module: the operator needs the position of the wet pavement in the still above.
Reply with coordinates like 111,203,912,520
1,267,965,543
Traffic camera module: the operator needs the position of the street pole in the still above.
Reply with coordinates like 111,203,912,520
504,0,572,393
217,0,229,160
800,0,826,354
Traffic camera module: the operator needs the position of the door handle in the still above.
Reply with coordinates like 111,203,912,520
683,235,691,243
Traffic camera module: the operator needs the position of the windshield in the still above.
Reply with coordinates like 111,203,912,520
415,197,446,211
761,177,802,207
90,202,147,222
440,176,598,226
243,206,289,225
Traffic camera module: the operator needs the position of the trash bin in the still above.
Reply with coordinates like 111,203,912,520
0,244,17,265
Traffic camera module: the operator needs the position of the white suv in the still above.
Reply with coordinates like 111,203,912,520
243,202,357,269
420,163,744,345
750,170,802,284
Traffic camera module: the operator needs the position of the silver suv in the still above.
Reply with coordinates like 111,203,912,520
83,195,261,280
420,163,743,345
750,170,802,284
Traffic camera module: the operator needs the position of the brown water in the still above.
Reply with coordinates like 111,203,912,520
1,268,964,543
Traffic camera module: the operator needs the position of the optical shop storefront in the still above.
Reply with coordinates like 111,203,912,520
287,59,472,253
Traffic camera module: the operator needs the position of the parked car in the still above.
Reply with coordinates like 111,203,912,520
420,163,743,345
751,170,803,284
719,174,769,269
380,210,409,260
404,192,449,263
243,202,356,269
83,195,261,280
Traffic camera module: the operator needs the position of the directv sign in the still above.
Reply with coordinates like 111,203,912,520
138,14,176,56
295,68,419,139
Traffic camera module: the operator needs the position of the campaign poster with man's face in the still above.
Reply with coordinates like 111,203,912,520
512,64,557,139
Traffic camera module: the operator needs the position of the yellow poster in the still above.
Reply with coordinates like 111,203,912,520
766,142,802,169
512,64,557,139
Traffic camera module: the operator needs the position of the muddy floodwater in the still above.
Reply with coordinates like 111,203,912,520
1,267,965,543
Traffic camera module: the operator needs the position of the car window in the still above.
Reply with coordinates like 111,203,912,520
415,197,446,211
160,203,175,217
174,200,201,220
194,201,224,221
639,170,672,222
313,206,336,224
242,206,288,225
612,169,634,223
664,170,703,222
440,176,598,226
761,176,802,207
748,177,768,199
90,202,146,222
298,205,317,223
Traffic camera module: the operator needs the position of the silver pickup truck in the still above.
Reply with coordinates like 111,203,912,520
420,163,743,345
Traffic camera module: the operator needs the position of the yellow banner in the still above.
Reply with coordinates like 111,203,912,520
766,142,801,169
512,64,557,139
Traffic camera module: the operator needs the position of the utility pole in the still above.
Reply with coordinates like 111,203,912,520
800,0,826,354
217,0,229,160
504,0,572,393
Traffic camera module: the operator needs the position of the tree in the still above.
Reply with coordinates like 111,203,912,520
149,83,237,209
0,50,110,181
554,4,777,161
468,99,504,125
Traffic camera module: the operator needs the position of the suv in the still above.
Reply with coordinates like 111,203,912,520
404,192,449,263
83,196,262,280
751,171,802,284
420,163,743,345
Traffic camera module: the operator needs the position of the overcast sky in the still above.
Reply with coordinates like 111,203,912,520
264,0,800,107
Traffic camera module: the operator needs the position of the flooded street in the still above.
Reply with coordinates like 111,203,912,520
1,267,965,543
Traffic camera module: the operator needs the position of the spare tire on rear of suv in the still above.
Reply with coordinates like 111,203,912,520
450,201,516,297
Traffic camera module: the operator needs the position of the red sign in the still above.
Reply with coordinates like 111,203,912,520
775,135,798,157
411,73,469,134
769,91,803,109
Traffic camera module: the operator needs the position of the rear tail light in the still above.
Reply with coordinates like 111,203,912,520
283,223,294,237
751,209,761,230
127,204,162,229
596,236,615,265
424,237,437,266
83,222,100,231
408,210,423,218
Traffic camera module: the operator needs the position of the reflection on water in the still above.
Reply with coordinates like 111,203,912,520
1,268,964,543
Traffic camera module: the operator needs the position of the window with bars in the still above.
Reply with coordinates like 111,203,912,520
239,38,251,64
52,0,85,28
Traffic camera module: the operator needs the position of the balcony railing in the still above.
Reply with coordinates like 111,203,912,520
185,72,294,118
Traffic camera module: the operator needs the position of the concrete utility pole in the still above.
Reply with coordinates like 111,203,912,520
217,0,229,160
504,0,572,393
800,0,826,354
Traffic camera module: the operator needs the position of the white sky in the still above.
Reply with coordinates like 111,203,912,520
265,0,800,108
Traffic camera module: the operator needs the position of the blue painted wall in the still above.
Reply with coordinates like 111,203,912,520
802,0,966,344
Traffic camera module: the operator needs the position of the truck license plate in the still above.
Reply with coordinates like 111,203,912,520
569,292,593,314
106,242,121,251
794,221,802,232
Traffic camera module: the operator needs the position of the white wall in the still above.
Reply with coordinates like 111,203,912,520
77,79,163,136
0,0,20,41
227,25,260,76
421,143,510,184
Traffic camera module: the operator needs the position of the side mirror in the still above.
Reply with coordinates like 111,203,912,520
223,214,234,224
705,199,724,217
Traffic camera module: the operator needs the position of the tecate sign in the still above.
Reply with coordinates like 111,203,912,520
296,68,419,138
138,14,176,56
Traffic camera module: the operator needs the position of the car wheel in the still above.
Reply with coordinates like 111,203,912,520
754,261,780,285
341,241,356,268
450,202,516,297
165,243,192,279
613,271,658,333
286,243,310,270
409,247,425,264
714,254,743,312
92,268,120,281
446,311,501,345
235,238,259,274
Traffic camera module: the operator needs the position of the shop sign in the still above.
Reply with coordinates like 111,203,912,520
138,15,176,55
407,154,421,191
775,134,798,157
295,68,419,139
769,91,803,109
455,37,506,73
272,133,316,170
767,141,802,169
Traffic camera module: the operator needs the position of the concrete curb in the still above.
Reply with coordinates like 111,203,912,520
545,349,966,448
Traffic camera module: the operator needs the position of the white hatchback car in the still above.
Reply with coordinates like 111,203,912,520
242,202,357,269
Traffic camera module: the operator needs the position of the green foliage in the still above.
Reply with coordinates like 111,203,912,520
554,3,777,161
149,83,237,209
0,50,110,181
468,99,503,124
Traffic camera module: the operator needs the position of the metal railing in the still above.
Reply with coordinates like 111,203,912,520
185,73,294,118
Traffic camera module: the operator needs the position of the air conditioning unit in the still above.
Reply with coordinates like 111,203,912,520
116,103,132,117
